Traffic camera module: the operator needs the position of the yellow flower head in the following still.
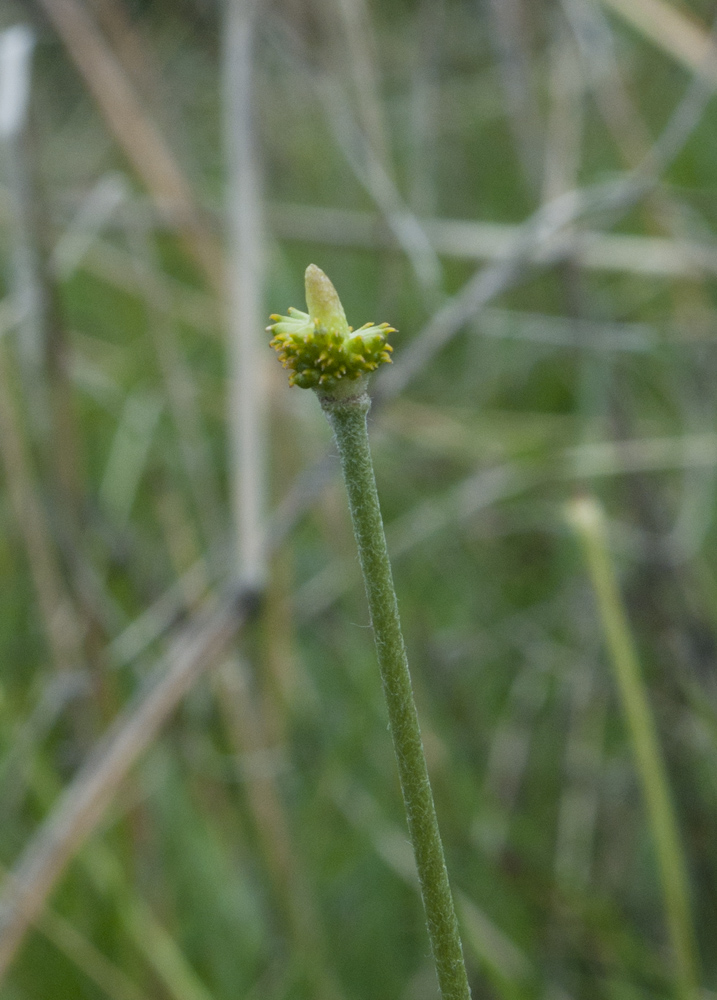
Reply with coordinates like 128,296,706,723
268,264,395,390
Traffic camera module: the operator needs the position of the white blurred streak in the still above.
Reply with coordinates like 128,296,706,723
475,309,655,351
0,26,33,140
0,25,48,428
224,0,267,592
270,202,717,278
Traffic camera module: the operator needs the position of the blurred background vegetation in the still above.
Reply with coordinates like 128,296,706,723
1,0,717,997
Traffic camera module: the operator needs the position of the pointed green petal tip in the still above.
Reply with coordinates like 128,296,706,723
268,265,396,391
304,264,349,336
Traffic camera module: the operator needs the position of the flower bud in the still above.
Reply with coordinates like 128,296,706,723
268,265,395,391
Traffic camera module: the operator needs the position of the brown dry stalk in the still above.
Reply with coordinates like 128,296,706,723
35,0,224,291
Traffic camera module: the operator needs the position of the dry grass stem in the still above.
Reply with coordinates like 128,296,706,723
35,0,224,290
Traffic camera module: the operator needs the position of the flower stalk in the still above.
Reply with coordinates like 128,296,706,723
269,266,471,1000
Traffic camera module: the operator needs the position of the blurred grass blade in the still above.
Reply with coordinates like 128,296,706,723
0,591,244,982
36,906,150,1000
0,862,150,1000
568,496,699,1000
52,171,129,278
26,756,222,1000
124,224,224,558
99,392,163,529
43,899,152,998
457,896,534,1000
332,776,533,1000
215,658,344,1000
107,562,209,669
123,904,215,1000
486,0,543,194
0,340,85,676
554,667,606,893
599,0,717,84
407,0,444,218
316,75,442,299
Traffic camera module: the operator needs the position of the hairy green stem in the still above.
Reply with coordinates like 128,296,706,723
319,386,471,1000
569,497,698,1000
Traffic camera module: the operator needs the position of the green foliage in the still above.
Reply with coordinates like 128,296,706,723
1,0,717,999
